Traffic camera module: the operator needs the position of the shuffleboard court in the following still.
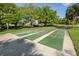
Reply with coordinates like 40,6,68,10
15,28,44,35
17,27,54,36
17,29,42,36
23,28,55,40
39,29,65,51
16,27,54,36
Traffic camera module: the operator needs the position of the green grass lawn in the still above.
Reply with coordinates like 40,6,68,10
68,28,79,55
40,29,65,51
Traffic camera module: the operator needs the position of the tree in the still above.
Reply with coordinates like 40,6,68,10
49,11,58,24
15,4,58,27
13,7,23,27
0,3,17,29
19,4,42,26
0,4,5,28
39,6,57,26
0,10,4,28
66,3,79,27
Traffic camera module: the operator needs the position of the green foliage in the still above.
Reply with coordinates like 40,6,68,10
59,17,69,24
66,6,75,21
0,3,59,29
66,3,79,26
18,4,58,26
38,6,57,26
0,3,17,29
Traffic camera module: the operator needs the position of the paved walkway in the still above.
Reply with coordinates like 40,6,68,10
33,29,57,42
63,30,76,56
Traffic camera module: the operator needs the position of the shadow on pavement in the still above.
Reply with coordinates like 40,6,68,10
0,38,43,56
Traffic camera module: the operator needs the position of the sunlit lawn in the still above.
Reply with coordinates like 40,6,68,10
68,28,79,55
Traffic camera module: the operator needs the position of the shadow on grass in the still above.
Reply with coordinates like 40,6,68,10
0,39,43,56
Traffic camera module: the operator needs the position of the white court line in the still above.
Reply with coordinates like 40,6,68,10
15,28,46,35
20,31,43,38
33,29,57,42
16,29,41,35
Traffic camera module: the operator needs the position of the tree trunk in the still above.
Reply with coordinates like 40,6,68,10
15,22,18,28
72,23,74,28
44,20,47,26
72,18,76,28
6,23,9,29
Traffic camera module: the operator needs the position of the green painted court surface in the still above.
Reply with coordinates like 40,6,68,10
23,28,55,40
39,29,65,51
17,27,65,51
0,27,65,51
16,27,54,36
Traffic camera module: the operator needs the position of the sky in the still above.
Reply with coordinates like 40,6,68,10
16,3,71,18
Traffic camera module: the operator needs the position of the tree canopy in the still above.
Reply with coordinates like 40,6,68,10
0,3,59,29
66,3,79,26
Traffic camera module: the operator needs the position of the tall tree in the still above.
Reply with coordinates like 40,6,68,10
66,3,79,27
39,6,57,26
0,3,17,29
